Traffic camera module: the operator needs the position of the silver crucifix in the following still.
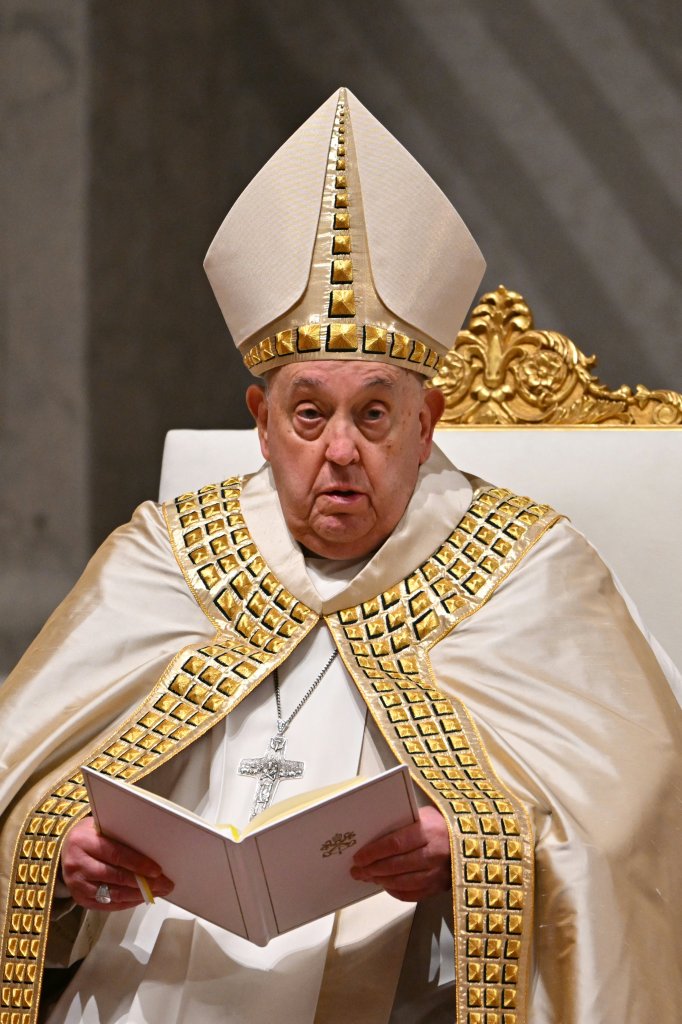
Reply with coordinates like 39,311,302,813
238,733,304,820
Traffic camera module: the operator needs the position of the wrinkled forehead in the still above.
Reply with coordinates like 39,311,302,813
261,360,425,397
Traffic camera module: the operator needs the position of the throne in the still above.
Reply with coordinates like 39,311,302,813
160,286,682,672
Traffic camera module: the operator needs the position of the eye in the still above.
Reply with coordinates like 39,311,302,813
293,403,326,432
363,404,386,423
296,404,322,420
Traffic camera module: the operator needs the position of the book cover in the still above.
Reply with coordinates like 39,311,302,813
82,764,418,945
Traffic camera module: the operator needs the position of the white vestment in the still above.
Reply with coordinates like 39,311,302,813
1,446,680,1023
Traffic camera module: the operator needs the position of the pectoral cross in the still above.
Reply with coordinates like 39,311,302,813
238,733,304,820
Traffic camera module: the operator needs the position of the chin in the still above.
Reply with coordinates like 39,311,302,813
315,541,376,560
309,528,382,561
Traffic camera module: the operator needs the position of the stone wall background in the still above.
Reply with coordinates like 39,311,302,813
2,0,681,674
1,1,89,670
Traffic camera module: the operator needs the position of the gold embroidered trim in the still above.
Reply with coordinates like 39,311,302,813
242,322,442,377
1,478,560,1024
328,485,562,1024
163,477,320,639
0,477,317,1024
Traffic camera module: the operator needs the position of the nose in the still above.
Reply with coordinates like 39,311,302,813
324,417,360,466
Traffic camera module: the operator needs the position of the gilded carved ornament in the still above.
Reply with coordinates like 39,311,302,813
429,285,682,426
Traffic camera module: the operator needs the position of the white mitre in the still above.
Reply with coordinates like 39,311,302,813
204,87,485,377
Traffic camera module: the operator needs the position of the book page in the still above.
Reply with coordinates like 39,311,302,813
242,775,367,836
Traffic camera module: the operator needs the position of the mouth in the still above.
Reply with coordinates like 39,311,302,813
318,487,366,506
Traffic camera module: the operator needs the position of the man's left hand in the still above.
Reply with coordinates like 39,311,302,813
350,805,451,901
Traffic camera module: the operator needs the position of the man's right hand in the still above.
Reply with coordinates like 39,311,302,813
60,818,174,911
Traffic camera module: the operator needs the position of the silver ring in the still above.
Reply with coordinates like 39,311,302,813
95,883,112,905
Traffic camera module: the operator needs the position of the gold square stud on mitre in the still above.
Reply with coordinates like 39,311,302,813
331,259,353,283
297,324,322,351
329,289,356,317
328,324,359,351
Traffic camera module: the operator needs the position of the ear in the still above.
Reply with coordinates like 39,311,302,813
245,385,270,461
418,385,445,465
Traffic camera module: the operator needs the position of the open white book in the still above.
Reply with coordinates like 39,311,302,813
81,764,418,946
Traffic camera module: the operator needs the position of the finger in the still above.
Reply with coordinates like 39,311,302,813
70,852,142,893
355,806,451,873
79,832,166,879
92,861,174,896
382,868,443,893
351,847,436,881
384,879,442,902
82,883,146,913
62,851,174,906
64,819,166,879
351,808,452,904
383,862,452,901
66,875,144,912
70,870,174,911
352,820,427,868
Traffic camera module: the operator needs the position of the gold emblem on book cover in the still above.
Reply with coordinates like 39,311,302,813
320,832,358,857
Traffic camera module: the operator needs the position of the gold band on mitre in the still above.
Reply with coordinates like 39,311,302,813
242,327,444,377
204,89,485,378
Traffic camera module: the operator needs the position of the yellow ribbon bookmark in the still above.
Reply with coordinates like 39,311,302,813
135,874,155,905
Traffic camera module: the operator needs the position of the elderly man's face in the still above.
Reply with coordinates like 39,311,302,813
246,361,444,559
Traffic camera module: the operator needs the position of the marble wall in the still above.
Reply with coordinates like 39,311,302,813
2,0,681,675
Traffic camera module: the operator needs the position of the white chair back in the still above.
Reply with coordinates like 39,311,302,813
159,427,682,672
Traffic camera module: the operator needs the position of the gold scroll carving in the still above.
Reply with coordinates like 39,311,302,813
430,285,682,426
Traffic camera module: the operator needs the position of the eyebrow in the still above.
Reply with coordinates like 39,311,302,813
289,374,397,392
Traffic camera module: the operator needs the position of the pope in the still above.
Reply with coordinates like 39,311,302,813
1,87,680,1024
